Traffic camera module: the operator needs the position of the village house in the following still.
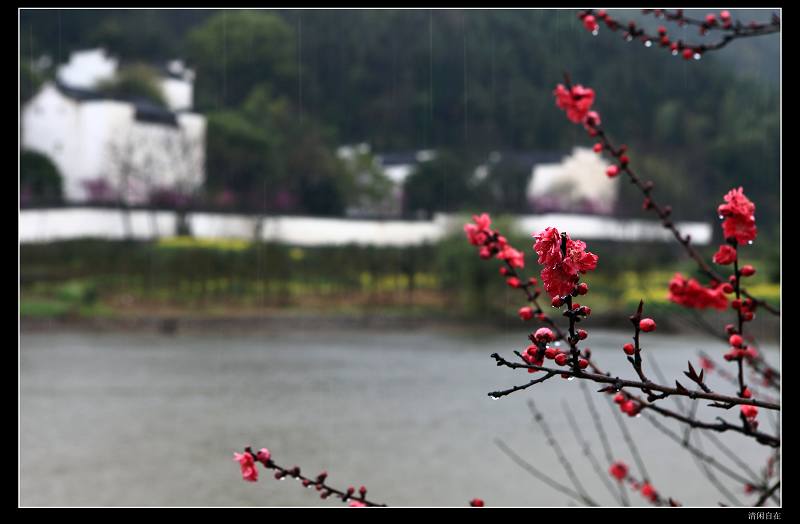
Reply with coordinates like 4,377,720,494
21,48,206,205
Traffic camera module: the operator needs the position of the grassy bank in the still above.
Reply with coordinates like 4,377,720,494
20,233,779,333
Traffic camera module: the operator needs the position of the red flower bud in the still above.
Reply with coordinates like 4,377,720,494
551,296,564,308
583,14,599,32
506,277,521,288
577,282,589,295
741,387,752,399
639,318,656,332
740,265,756,277
518,306,534,321
469,498,485,507
499,267,509,276
544,347,558,359
741,405,758,420
609,461,628,481
682,48,694,60
555,353,569,366
623,343,635,355
578,358,589,369
606,165,620,178
614,393,625,404
593,142,603,153
729,334,743,347
577,329,588,340
534,327,555,343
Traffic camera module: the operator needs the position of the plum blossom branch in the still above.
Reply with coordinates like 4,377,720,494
234,447,387,507
562,398,625,505
578,381,630,506
489,352,778,410
755,481,781,507
555,76,778,317
494,438,592,506
527,399,598,506
608,461,680,506
578,9,780,60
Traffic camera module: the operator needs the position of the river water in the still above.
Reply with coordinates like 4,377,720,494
20,326,780,507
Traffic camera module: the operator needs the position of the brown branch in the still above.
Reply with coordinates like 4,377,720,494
241,447,387,507
489,352,779,410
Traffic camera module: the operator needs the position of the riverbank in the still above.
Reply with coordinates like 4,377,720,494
20,306,780,341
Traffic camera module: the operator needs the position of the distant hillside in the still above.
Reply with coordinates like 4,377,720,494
19,8,780,231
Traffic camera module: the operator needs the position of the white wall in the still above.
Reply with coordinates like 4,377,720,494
22,84,206,204
19,208,177,242
19,208,712,246
161,77,193,112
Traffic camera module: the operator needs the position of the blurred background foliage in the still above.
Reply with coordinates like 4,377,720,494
19,9,779,325
20,9,780,230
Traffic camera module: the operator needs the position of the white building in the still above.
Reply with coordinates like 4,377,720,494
527,147,617,215
22,49,205,205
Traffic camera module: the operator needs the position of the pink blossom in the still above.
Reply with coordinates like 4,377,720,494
718,187,757,244
533,227,563,266
554,84,596,124
496,245,525,269
348,500,367,507
668,273,728,310
534,230,598,298
541,264,580,298
234,452,259,482
712,244,737,265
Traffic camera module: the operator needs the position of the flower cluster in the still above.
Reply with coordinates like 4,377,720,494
533,227,598,298
464,214,530,290
667,273,729,310
613,392,642,417
553,83,600,130
724,330,758,362
718,187,757,245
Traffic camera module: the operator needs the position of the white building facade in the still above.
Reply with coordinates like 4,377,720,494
22,49,206,205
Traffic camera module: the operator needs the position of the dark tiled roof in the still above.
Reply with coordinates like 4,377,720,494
492,150,566,169
53,80,178,127
376,150,567,169
377,151,422,166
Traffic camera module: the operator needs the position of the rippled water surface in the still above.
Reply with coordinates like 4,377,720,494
20,327,779,506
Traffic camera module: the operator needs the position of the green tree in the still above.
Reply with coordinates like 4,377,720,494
185,10,296,110
403,150,478,217
98,63,167,106
20,150,63,204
